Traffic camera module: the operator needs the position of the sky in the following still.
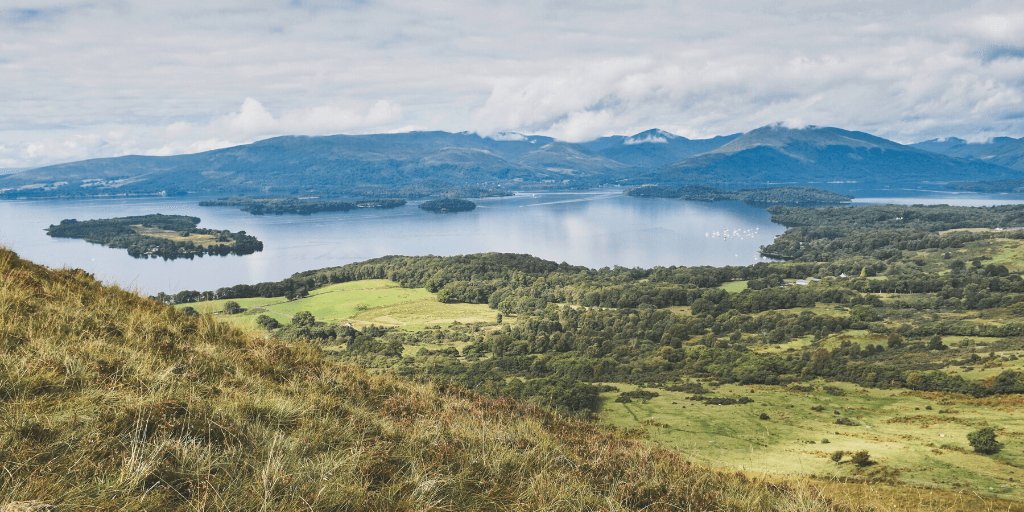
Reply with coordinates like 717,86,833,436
2,0,1024,169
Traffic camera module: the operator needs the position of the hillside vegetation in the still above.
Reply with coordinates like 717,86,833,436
0,247,849,511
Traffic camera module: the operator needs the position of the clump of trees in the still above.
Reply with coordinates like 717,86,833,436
627,185,853,207
419,198,476,213
200,197,406,215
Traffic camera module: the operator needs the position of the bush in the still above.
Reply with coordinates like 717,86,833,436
759,413,770,420
967,427,1000,454
830,450,844,463
181,306,198,317
292,311,316,327
256,314,280,330
223,301,242,314
887,333,903,349
850,450,871,466
619,390,659,400
821,438,830,444
834,417,855,426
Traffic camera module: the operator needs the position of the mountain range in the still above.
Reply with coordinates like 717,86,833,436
910,136,1024,171
3,124,1023,198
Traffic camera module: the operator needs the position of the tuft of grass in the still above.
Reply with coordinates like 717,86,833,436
0,247,847,510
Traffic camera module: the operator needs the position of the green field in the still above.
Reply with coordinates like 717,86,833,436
178,279,504,331
599,380,1024,499
719,280,749,293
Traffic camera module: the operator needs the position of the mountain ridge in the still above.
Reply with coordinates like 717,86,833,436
911,135,1024,171
636,125,1021,186
3,125,1021,198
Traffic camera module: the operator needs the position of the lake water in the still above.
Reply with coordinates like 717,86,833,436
0,190,787,295
2,188,1023,295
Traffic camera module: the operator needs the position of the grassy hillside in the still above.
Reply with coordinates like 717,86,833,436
0,247,846,511
600,381,1024,501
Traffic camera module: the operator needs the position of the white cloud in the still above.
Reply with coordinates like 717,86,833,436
623,135,667,145
3,1,1024,166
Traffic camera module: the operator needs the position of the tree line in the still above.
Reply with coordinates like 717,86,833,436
199,197,406,215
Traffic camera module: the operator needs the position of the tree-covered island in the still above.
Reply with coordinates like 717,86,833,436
418,198,477,213
198,197,406,215
45,214,263,259
627,185,853,207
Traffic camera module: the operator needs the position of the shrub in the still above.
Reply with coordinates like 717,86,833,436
223,301,242,314
967,427,1000,454
292,311,316,327
887,333,903,349
759,413,770,420
256,314,280,330
830,450,844,463
821,438,830,444
822,386,846,396
834,417,855,426
850,450,871,466
810,405,825,412
181,306,198,316
619,390,659,400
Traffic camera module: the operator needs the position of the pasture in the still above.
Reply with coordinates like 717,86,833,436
178,279,502,331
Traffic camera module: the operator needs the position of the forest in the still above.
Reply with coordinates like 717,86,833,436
46,214,264,259
758,203,1024,261
626,185,853,207
199,197,406,215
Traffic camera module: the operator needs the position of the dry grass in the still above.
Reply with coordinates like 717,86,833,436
0,247,848,511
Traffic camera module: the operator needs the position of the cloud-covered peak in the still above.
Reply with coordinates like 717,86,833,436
488,132,529,142
624,129,678,145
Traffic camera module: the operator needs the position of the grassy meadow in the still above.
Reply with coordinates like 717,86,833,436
599,379,1024,503
180,279,503,331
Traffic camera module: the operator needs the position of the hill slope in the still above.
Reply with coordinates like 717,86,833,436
0,247,843,511
639,125,1021,186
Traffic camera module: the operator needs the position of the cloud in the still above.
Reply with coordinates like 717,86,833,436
145,98,405,157
3,98,405,167
3,1,1024,166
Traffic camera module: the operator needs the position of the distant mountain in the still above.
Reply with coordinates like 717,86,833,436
515,141,632,177
637,125,1021,186
6,125,1019,199
911,136,1024,171
0,131,627,198
581,129,740,168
